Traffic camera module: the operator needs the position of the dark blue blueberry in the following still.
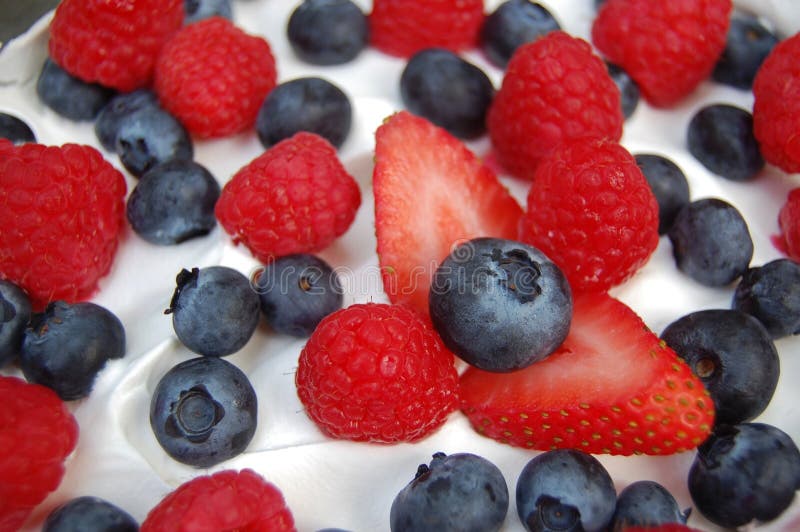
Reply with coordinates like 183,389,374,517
429,237,572,372
167,266,260,357
688,423,800,528
95,90,159,152
516,449,616,532
126,160,220,245
733,259,800,339
256,77,352,149
254,254,342,338
19,301,126,401
660,309,779,427
184,0,232,24
390,452,509,532
609,481,688,530
36,59,115,121
43,496,138,532
634,154,690,235
0,112,36,143
287,0,368,65
400,49,494,139
0,280,32,368
687,104,764,181
150,356,257,468
607,62,640,119
667,198,753,286
480,0,560,68
712,14,778,90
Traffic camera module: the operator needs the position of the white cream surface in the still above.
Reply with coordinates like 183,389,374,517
1,1,799,530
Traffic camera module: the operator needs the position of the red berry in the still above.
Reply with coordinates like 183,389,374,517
141,469,296,532
487,31,623,180
0,376,79,531
0,140,127,310
518,137,659,294
753,32,800,173
295,303,459,443
369,0,484,57
592,0,731,107
155,17,277,138
778,187,800,261
48,0,184,92
215,132,361,264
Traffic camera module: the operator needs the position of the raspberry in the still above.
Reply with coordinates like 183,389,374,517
48,0,184,92
0,140,127,310
369,0,485,57
296,303,459,443
778,187,800,261
215,132,361,264
487,31,623,181
0,376,79,531
592,0,731,107
518,137,659,294
753,33,800,173
155,17,277,138
141,469,295,532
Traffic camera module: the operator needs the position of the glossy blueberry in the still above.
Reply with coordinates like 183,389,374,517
95,90,159,152
256,77,352,149
0,280,32,367
150,356,257,468
668,198,753,286
712,14,778,90
390,452,509,532
43,496,138,532
184,0,232,24
287,0,368,65
429,238,572,372
167,267,260,357
609,481,688,530
20,301,126,400
689,423,800,528
480,0,560,68
400,49,494,139
607,62,639,119
516,449,616,532
254,254,342,337
635,154,690,235
661,309,779,426
0,112,35,143
36,59,115,121
126,160,220,245
733,259,800,339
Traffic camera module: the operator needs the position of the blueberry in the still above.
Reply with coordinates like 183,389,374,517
687,104,764,181
167,267,260,357
256,77,352,149
480,0,560,68
150,356,257,468
36,59,115,121
712,14,778,90
0,112,36,143
95,90,159,152
254,254,342,337
126,160,220,245
516,449,616,532
184,0,232,24
733,259,800,339
667,198,753,286
688,423,800,528
660,309,779,426
400,49,494,139
634,154,690,235
20,301,126,401
389,452,509,532
429,237,572,372
607,62,640,119
287,0,368,65
609,480,688,530
0,280,31,368
43,496,138,532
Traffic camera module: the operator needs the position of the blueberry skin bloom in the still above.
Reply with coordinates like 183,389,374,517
732,259,800,339
0,112,36,144
95,89,159,151
712,14,778,90
43,496,138,532
429,237,572,372
184,0,233,24
150,356,257,468
36,59,115,121
481,0,561,68
287,0,368,65
635,154,690,235
0,280,32,368
609,480,688,530
607,62,640,119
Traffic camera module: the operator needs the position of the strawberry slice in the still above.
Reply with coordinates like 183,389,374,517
460,292,715,456
373,111,523,315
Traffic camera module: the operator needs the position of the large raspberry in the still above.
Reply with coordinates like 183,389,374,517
778,187,800,261
0,140,127,310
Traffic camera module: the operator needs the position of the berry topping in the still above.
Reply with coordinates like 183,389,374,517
94,90,160,152
607,62,641,119
635,154,690,235
36,59,115,122
609,481,688,531
0,280,31,368
287,0,368,65
0,112,35,144
712,13,778,90
480,0,560,68
43,496,138,532
733,259,800,339
184,0,232,24
779,187,800,262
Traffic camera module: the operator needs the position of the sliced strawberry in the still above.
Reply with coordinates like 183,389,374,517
460,292,715,456
373,111,523,315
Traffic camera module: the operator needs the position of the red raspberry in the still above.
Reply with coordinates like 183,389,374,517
49,0,184,92
0,376,79,531
753,33,800,173
155,17,277,138
518,137,659,294
487,31,623,181
0,140,127,310
592,0,731,107
296,303,459,443
369,0,484,57
141,469,295,532
215,132,361,264
778,187,800,261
